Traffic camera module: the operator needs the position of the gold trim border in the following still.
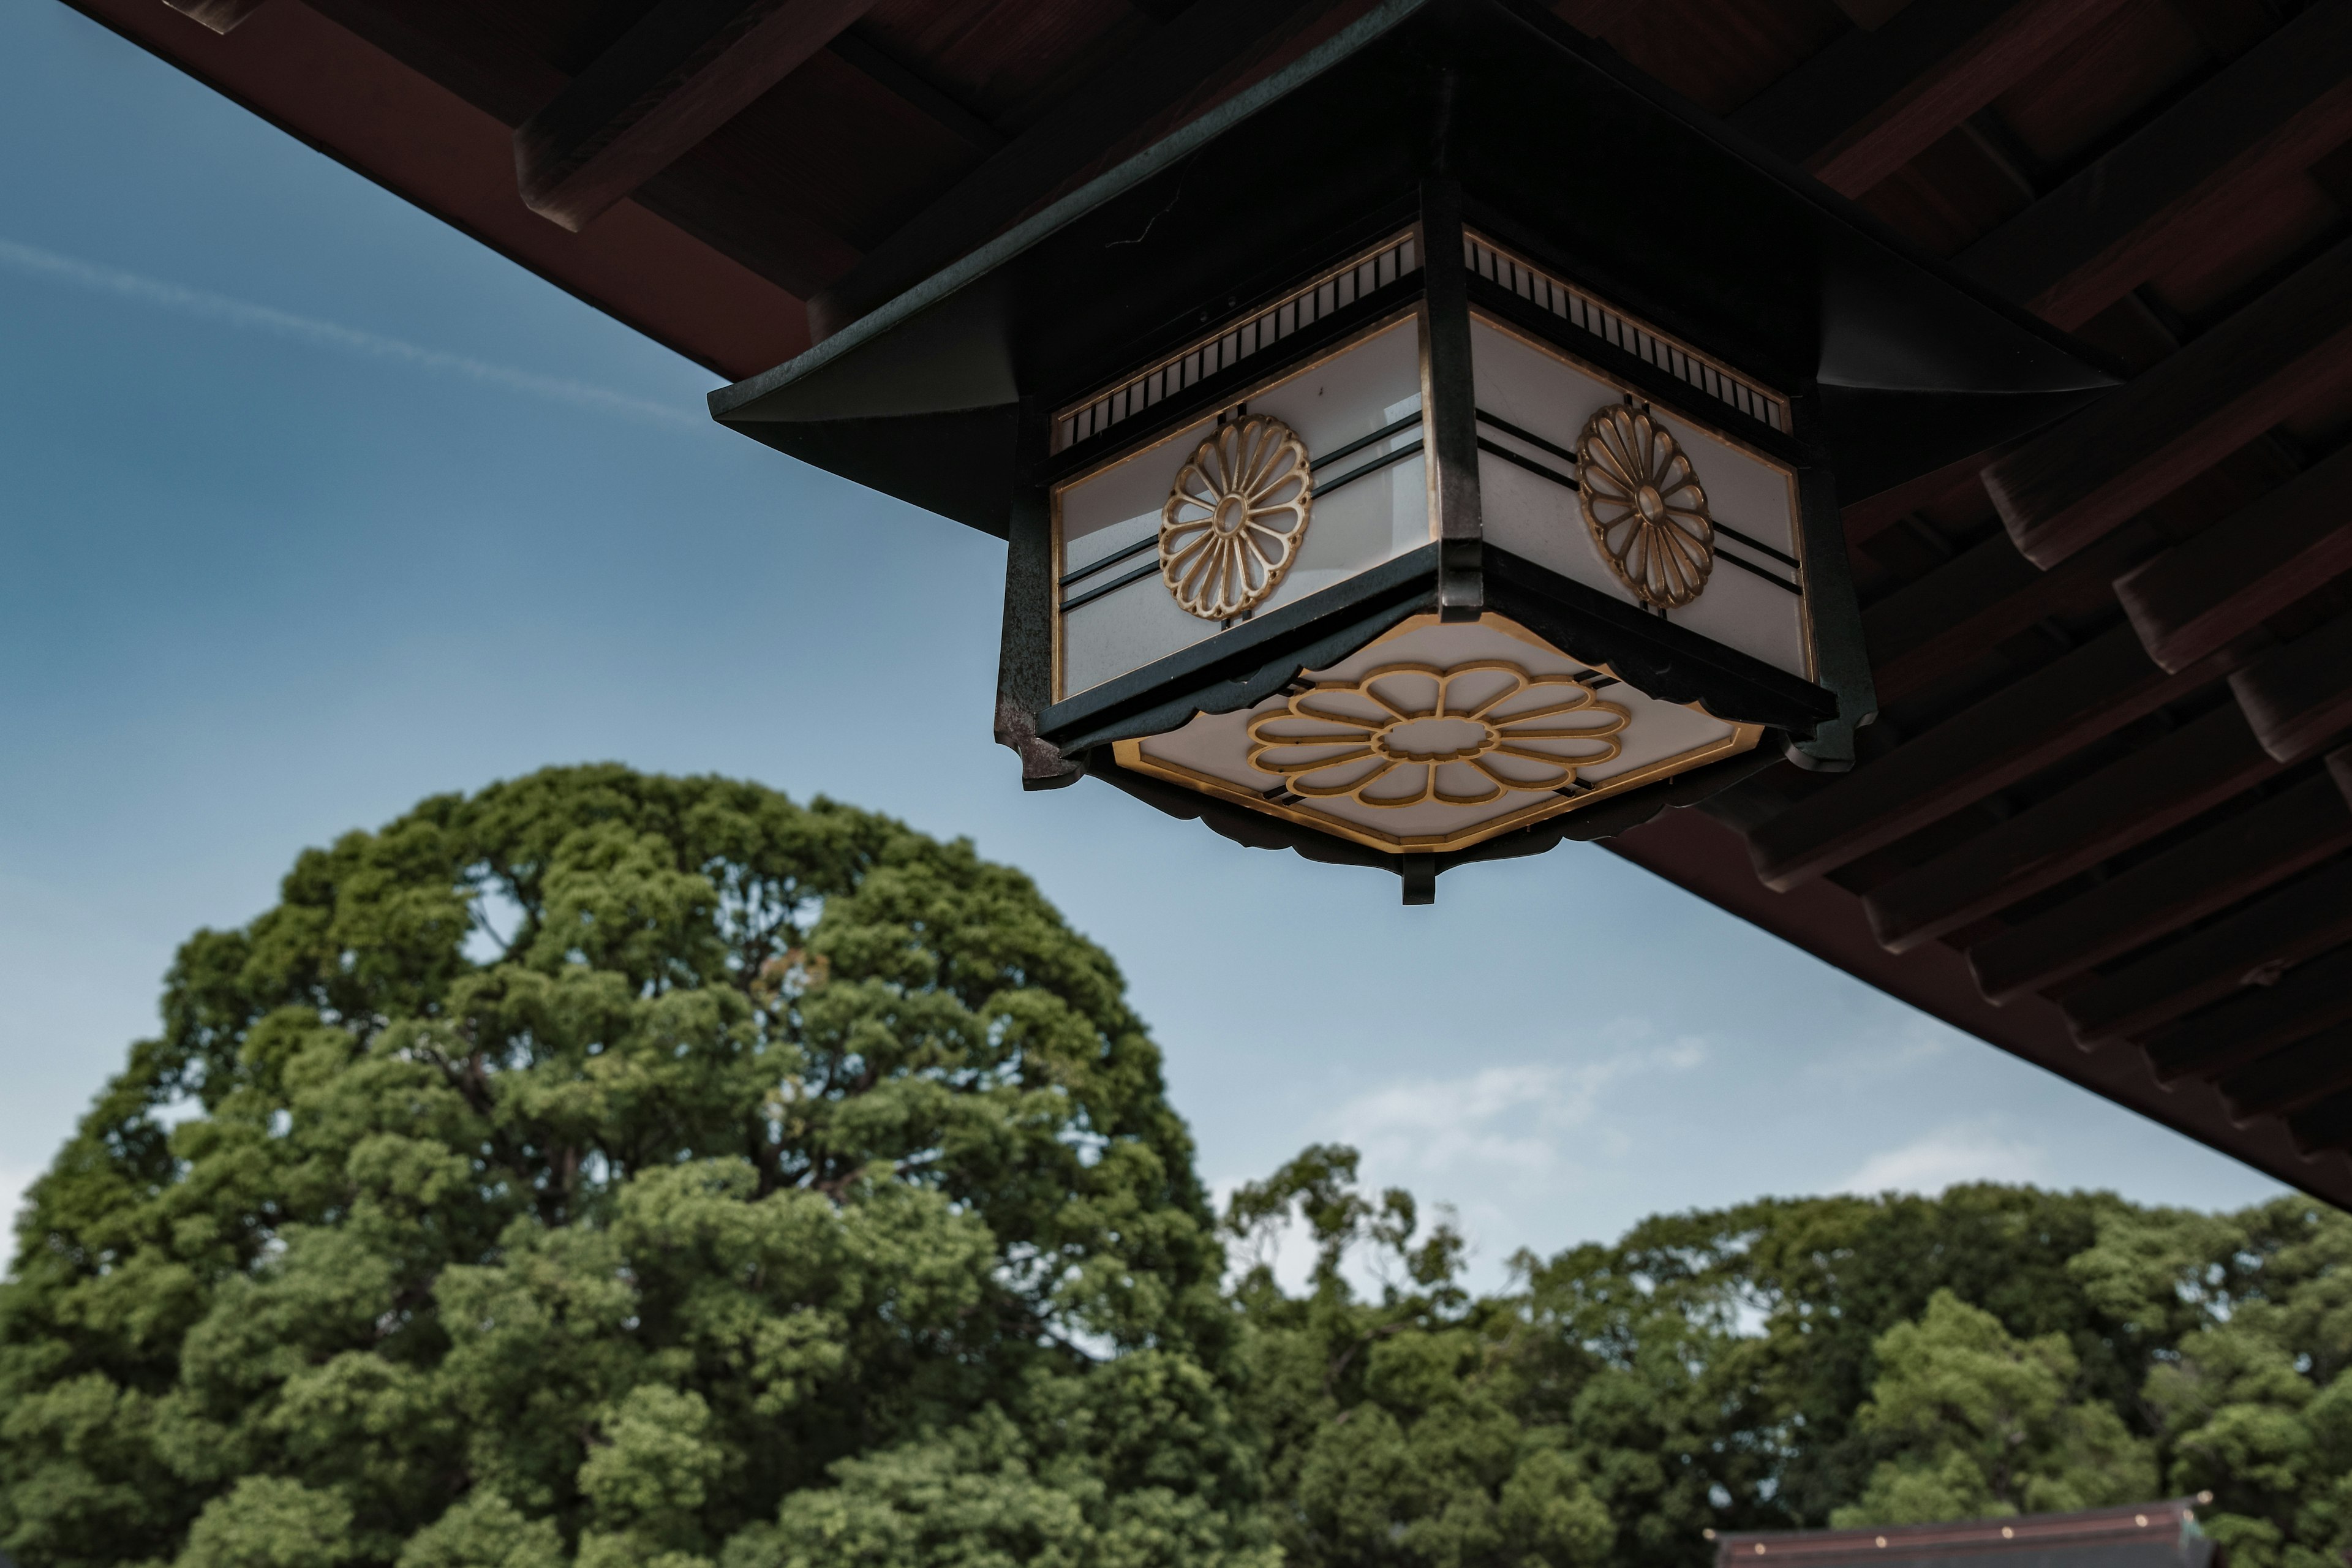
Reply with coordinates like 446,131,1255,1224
1470,309,1817,684
1052,305,1432,704
1051,230,1422,451
1110,612,1765,856
1463,231,1791,431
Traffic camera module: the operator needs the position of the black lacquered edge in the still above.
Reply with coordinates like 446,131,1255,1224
1315,411,1427,470
1046,537,1835,764
1482,546,1837,733
1061,559,1166,611
1040,544,1442,750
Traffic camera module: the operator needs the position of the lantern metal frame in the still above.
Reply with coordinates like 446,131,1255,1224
709,0,2119,897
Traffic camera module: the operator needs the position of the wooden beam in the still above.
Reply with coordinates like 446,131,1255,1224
804,0,1340,340
2283,1060,2352,1153
825,32,1003,155
69,0,811,380
2221,1021,2352,1122
1966,768,2352,1004
164,0,266,32
2146,943,2352,1084
1841,439,2019,548
2116,443,2352,674
514,0,880,233
1864,702,2279,954
1982,238,2352,569
1728,0,2131,198
292,0,565,130
2230,610,2352,764
2062,853,2352,1046
1957,0,2352,329
1864,526,2155,702
2291,1093,2352,1156
1746,624,2204,890
626,157,861,300
1861,533,2037,695
296,0,861,295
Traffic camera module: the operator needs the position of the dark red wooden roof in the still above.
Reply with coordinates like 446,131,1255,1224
67,0,2352,1204
1716,1498,2212,1568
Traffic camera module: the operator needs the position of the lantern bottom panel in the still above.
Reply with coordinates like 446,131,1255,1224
1111,612,1763,856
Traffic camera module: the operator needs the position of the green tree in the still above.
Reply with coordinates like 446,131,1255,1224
1224,1146,1612,1568
12,762,2352,1568
1828,1291,2154,1525
0,766,1265,1568
1246,1165,2352,1568
2075,1197,2352,1568
1513,1184,2163,1548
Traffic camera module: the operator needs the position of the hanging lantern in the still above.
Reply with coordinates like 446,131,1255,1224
711,0,2114,901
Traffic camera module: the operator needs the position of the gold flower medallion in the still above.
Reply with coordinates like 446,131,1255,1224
1160,414,1313,620
1577,405,1714,609
1246,661,1629,809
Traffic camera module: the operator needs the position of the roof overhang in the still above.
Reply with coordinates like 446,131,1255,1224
708,0,2116,537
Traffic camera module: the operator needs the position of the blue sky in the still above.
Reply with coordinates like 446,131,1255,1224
0,0,2283,1283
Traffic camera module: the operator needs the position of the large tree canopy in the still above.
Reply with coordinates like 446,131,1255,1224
7,766,2352,1568
0,766,1261,1568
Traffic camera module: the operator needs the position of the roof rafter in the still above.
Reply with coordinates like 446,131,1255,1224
164,0,265,33
1981,238,2352,569
804,0,1349,340
514,0,881,233
2147,943,2352,1084
1728,0,2131,197
1963,767,2352,1005
2230,611,2352,764
1861,701,2280,954
1957,0,2352,328
2116,443,2352,674
2064,856,2352,1046
1746,625,2205,890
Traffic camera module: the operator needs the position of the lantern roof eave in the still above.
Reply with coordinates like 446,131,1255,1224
705,0,2117,538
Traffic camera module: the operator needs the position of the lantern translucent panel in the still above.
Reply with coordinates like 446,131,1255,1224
1469,315,1812,680
1056,316,1430,699
1115,614,1757,854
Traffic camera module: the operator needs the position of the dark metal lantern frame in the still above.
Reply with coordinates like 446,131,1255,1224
709,0,2117,897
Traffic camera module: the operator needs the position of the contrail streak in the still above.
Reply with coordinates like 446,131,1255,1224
0,236,701,429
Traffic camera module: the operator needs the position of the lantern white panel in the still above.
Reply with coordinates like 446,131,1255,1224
1468,315,1812,682
1057,317,1430,700
1117,615,1757,854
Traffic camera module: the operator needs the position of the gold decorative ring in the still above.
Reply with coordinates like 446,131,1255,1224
1246,661,1629,809
1577,405,1714,609
1160,414,1313,620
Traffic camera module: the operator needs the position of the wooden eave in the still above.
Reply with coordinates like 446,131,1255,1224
66,0,2352,1205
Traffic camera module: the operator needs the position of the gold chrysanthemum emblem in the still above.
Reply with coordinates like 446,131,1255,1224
1160,415,1312,620
1578,405,1714,609
1246,661,1628,809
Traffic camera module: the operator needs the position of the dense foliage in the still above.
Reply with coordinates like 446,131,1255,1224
1,768,1256,1568
4,766,2350,1568
1231,1156,2352,1568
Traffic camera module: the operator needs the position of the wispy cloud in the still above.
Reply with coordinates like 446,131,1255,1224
1333,1029,1709,1183
0,236,699,428
1838,1119,2048,1196
1221,1030,1710,1293
1805,1012,1956,1084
